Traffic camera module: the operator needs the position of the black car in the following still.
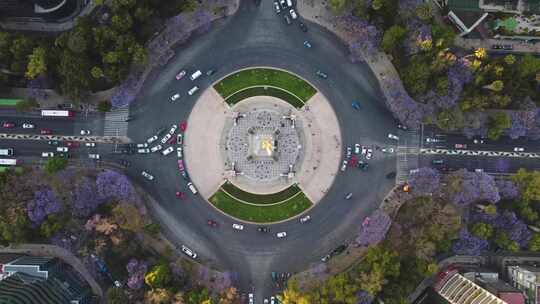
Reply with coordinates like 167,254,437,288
502,44,513,50
284,14,291,25
299,22,307,32
331,244,348,256
257,227,269,233
120,159,131,167
491,44,503,49
206,69,216,76
386,172,396,179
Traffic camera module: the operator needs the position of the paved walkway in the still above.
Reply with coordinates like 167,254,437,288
0,243,103,299
0,0,97,32
5,87,115,111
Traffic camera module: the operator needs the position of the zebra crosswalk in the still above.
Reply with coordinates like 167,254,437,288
103,107,129,137
396,129,420,184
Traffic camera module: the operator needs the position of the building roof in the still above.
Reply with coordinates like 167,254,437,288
498,292,525,304
9,256,56,267
0,254,22,265
448,0,481,12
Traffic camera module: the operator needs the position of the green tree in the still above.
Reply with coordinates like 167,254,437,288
471,222,493,239
487,112,510,140
25,46,47,79
134,6,154,22
494,231,519,252
328,0,348,13
519,54,540,78
15,98,39,112
485,80,504,92
91,66,105,79
0,31,12,61
528,234,540,251
512,169,540,202
106,287,128,304
145,264,172,289
97,100,112,112
108,0,136,13
504,54,516,65
381,25,407,53
0,207,30,244
9,35,34,73
44,156,68,174
40,214,64,238
431,24,456,49
402,56,431,96
436,106,464,131
372,0,383,10
111,13,133,33
58,50,91,99
132,43,148,66
415,3,433,22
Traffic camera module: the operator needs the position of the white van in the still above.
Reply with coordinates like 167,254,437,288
187,182,198,195
190,70,202,81
188,86,199,96
286,0,293,7
41,152,54,158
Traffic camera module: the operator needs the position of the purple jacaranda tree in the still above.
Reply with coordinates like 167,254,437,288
126,258,147,290
420,60,472,110
446,170,500,206
356,290,375,304
72,177,102,218
493,158,510,174
463,111,488,138
96,170,134,202
27,189,62,224
492,211,531,248
495,179,519,200
386,79,426,128
452,228,489,255
194,9,213,35
356,210,392,246
408,167,441,196
341,14,381,59
310,263,328,276
508,106,537,139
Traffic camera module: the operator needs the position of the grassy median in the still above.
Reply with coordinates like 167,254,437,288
221,182,301,205
214,68,316,102
209,190,312,223
224,86,305,108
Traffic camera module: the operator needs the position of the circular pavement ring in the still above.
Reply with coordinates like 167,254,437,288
184,68,342,223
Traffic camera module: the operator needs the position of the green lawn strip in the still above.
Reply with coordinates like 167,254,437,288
214,68,316,102
221,182,301,205
209,190,312,223
224,86,304,108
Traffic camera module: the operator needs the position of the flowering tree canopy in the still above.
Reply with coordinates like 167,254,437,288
356,210,392,246
126,258,148,290
495,179,519,200
72,177,101,217
452,228,489,255
96,169,135,202
446,170,500,206
27,189,62,224
408,167,441,196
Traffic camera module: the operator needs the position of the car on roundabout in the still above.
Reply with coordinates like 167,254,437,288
303,40,312,48
141,171,154,181
316,70,328,79
22,123,34,129
175,70,186,80
345,192,353,200
257,227,269,233
175,191,186,200
299,215,311,223
161,133,172,144
273,1,280,13
340,160,347,172
147,135,158,144
351,101,361,110
150,144,163,153
162,147,174,156
207,220,218,227
232,223,244,231
170,93,181,102
181,245,197,259
276,232,287,238
179,121,188,132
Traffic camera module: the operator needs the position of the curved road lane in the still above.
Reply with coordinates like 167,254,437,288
126,0,398,300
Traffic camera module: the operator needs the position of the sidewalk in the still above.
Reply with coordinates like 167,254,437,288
6,87,116,111
0,243,103,299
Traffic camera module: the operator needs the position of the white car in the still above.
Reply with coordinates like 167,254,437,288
150,145,163,152
22,123,34,129
248,293,254,304
177,147,183,158
181,245,197,259
56,147,68,152
346,146,352,159
162,146,174,156
160,133,172,144
170,93,180,102
138,148,150,154
299,215,311,223
88,154,100,159
354,144,360,154
141,171,154,181
381,147,394,153
388,133,399,140
270,296,276,304
188,86,199,96
425,137,441,143
361,146,367,155
80,130,91,135
169,124,178,135
276,231,287,238
146,135,158,144
514,147,525,152
340,160,347,172
273,1,281,13
366,148,373,160
232,223,244,230
136,143,148,148
85,142,96,147
41,152,54,158
289,9,297,19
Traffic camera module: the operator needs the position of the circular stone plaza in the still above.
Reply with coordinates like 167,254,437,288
184,68,342,223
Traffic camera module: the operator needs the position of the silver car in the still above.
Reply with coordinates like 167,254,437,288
160,133,172,144
146,135,158,144
141,171,154,180
150,144,163,152
181,245,197,259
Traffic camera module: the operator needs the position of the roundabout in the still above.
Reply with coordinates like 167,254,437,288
125,0,400,299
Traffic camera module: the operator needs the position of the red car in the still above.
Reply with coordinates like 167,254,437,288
2,121,15,128
175,191,185,200
455,144,467,149
40,129,52,135
179,121,187,132
207,220,218,227
177,160,185,171
66,141,80,148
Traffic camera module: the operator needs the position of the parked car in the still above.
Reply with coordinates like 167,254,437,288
181,245,197,259
299,215,311,223
187,86,199,96
150,144,163,152
56,147,68,152
366,148,373,160
88,154,100,159
177,147,183,158
170,93,181,102
354,144,360,154
22,123,34,129
276,232,287,238
388,133,399,140
207,220,218,227
138,148,150,154
361,146,367,154
321,254,331,262
232,223,244,230
503,44,513,50
299,22,307,32
147,135,158,144
316,70,328,79
473,138,484,144
455,143,467,149
289,9,297,19
175,70,186,80
284,14,291,25
179,121,188,132
345,192,353,200
187,182,198,194
177,159,185,171
514,147,525,152
273,1,281,13
346,146,352,159
162,146,174,156
169,124,178,134
177,134,183,145
141,171,154,180
41,152,54,158
491,44,503,49
206,69,216,76
303,40,312,48
85,142,96,147
340,160,347,172
136,143,148,148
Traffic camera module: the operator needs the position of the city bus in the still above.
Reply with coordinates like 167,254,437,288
41,110,74,117
0,159,17,166
0,148,14,156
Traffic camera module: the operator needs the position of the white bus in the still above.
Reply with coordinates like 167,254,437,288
0,159,17,166
0,148,13,156
41,110,74,117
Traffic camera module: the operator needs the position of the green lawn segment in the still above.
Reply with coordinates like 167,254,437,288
221,182,301,205
225,86,305,108
214,68,316,102
209,190,312,223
